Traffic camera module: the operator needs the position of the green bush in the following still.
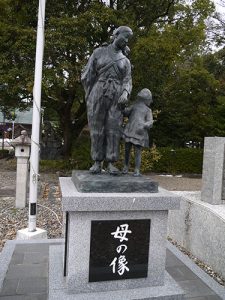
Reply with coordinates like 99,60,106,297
114,144,162,172
149,147,203,174
71,135,92,170
116,146,203,174
40,159,70,172
40,133,203,175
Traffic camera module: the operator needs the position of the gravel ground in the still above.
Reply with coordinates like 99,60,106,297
0,172,63,252
151,174,202,191
1,158,224,287
0,158,63,251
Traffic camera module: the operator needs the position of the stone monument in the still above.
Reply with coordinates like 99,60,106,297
50,26,184,299
201,137,225,204
10,130,31,208
41,121,62,160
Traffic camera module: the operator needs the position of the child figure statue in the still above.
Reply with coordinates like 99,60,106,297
122,88,153,176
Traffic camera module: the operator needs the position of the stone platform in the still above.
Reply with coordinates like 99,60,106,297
72,170,158,193
0,239,224,299
49,245,184,300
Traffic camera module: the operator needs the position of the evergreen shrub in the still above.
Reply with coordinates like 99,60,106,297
40,133,203,175
148,147,203,174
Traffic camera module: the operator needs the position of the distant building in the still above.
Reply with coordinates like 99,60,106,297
0,108,32,139
0,108,62,158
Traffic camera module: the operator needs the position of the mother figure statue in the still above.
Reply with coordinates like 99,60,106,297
81,26,133,174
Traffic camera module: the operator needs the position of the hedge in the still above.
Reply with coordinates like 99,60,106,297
146,147,203,174
40,144,203,175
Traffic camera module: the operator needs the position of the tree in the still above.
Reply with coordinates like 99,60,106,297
0,0,181,156
153,63,222,146
0,0,36,112
129,0,225,147
0,0,219,155
203,47,225,135
41,0,188,156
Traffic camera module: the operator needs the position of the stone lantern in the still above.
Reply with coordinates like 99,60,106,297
11,130,31,208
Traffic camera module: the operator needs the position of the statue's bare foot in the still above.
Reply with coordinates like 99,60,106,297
89,162,101,174
122,166,129,174
133,169,141,177
107,163,120,175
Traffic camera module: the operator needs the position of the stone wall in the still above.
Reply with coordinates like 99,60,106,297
168,191,225,279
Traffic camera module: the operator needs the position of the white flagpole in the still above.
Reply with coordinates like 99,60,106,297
28,0,46,232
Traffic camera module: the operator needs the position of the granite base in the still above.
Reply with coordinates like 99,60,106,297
60,177,181,292
49,245,185,300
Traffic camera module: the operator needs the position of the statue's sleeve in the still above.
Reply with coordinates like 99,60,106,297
145,109,154,129
122,59,132,96
81,50,98,99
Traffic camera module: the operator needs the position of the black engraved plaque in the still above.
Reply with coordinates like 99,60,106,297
89,219,150,282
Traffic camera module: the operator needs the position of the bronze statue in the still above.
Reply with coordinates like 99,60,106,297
81,26,133,174
122,89,153,176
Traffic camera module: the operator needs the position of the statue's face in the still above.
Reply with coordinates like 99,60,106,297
114,31,132,50
144,98,152,107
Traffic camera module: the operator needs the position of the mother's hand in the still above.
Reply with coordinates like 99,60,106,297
118,90,128,108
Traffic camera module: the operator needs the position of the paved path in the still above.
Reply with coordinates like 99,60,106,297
0,240,224,300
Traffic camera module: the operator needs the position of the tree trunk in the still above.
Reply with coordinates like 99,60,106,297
62,118,73,158
72,101,87,142
72,115,87,141
59,100,87,158
58,99,73,158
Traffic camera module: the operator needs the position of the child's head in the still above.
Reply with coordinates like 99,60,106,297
137,88,153,106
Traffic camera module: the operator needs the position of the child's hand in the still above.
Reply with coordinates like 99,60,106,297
143,122,153,129
143,122,148,129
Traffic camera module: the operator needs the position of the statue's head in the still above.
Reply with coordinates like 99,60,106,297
112,26,133,51
137,88,153,106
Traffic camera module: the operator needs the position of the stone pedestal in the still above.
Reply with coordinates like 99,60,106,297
201,137,225,204
15,157,29,208
49,172,184,299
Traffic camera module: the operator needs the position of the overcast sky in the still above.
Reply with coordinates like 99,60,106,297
104,0,225,14
214,0,225,13
102,0,225,28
